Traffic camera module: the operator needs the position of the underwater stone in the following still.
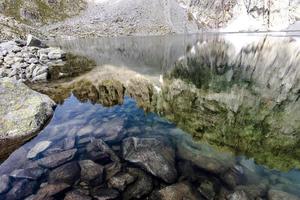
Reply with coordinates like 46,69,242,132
0,175,11,194
38,149,77,169
33,183,70,200
27,141,52,159
10,167,46,180
227,190,250,200
63,137,76,150
268,189,300,200
48,161,81,185
122,137,177,183
5,179,38,200
64,190,92,200
150,182,201,200
79,160,104,186
123,168,153,200
108,172,136,191
92,188,120,200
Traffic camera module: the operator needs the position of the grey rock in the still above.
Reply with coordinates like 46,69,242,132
123,168,153,200
150,182,201,200
48,161,81,185
11,46,22,53
63,137,76,150
33,183,70,200
28,58,39,64
64,190,92,200
0,78,55,143
93,118,125,143
48,49,66,60
221,165,245,189
268,189,300,200
235,184,268,199
92,188,120,200
108,172,136,191
27,141,52,159
32,65,48,77
79,160,104,185
89,139,120,163
5,179,37,200
227,191,250,200
177,139,235,174
0,175,11,194
26,35,46,48
10,167,45,180
39,54,48,61
104,162,122,181
31,72,48,82
122,137,177,183
197,179,216,200
38,149,77,169
42,147,64,157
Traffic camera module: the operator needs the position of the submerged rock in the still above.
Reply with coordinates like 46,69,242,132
10,167,45,180
177,139,234,174
48,161,81,185
123,168,153,200
79,160,104,186
37,149,77,169
27,141,52,159
268,189,300,200
64,190,92,200
0,175,11,194
92,188,120,200
227,191,250,200
5,179,37,200
122,137,177,183
150,182,201,200
108,172,136,191
33,183,70,200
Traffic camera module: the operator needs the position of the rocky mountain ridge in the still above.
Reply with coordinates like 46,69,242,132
0,0,299,39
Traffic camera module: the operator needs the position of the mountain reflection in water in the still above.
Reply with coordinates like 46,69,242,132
1,95,300,199
41,33,300,171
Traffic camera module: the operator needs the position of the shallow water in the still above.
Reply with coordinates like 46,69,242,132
1,33,300,199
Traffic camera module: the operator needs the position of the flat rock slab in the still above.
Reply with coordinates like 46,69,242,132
37,149,77,169
48,161,81,185
27,141,52,159
122,137,177,183
0,78,55,140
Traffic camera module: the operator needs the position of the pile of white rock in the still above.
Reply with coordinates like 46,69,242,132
0,35,66,82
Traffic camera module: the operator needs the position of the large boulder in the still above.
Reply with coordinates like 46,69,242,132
122,137,177,183
0,78,55,158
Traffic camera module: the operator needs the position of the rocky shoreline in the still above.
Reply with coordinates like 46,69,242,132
0,35,66,82
0,34,99,160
